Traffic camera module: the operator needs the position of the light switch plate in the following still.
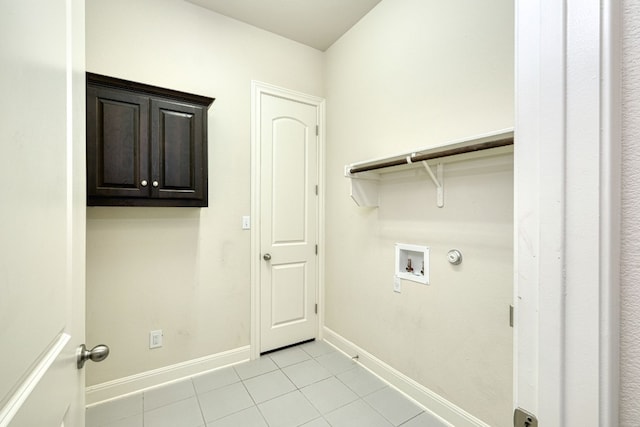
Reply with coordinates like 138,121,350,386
242,216,251,230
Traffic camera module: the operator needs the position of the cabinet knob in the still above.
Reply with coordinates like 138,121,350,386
152,181,159,188
141,180,148,187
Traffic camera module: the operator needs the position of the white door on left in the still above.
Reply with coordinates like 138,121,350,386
0,0,88,426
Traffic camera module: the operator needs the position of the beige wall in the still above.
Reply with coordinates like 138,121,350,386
323,0,514,426
86,0,515,424
85,0,324,386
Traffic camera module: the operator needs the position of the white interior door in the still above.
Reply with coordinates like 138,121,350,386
0,1,86,426
258,89,320,353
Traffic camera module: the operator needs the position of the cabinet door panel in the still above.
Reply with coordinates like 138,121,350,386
87,87,150,198
151,99,206,202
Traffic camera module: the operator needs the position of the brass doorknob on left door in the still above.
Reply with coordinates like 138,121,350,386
263,253,271,261
77,344,110,369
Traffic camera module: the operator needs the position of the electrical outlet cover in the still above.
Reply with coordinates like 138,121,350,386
149,330,163,349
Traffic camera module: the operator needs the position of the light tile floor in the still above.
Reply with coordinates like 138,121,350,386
86,341,447,427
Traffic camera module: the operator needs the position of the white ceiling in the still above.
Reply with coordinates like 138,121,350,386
185,0,383,51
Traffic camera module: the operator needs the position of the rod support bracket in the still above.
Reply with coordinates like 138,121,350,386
421,161,444,208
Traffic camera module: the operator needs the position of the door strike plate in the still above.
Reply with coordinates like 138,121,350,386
514,407,538,427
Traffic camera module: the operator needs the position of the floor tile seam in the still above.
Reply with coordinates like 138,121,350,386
141,377,197,414
295,378,335,417
300,343,336,359
204,403,269,426
248,382,298,405
233,355,278,381
278,363,304,389
238,376,260,407
193,384,238,397
332,366,382,398
280,355,319,371
301,415,329,427
279,359,336,390
299,386,362,417
396,411,428,427
252,398,272,427
192,382,212,427
322,396,369,422
143,392,197,413
361,392,394,423
90,405,144,427
360,392,415,427
89,393,146,423
270,352,312,369
232,374,276,426
194,376,243,396
240,366,300,404
299,346,315,358
272,358,312,370
197,396,259,425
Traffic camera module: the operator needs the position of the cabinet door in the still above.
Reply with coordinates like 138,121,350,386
87,86,150,199
151,99,206,203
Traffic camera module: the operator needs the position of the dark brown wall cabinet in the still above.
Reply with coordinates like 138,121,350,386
86,73,214,207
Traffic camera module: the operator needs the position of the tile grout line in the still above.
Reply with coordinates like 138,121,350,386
190,377,209,427
236,364,272,427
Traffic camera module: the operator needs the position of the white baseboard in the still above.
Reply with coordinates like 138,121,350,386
322,327,490,427
85,345,251,406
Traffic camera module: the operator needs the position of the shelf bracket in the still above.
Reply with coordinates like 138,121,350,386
344,165,380,207
421,160,444,208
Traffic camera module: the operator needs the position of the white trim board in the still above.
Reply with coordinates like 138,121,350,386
323,327,488,427
85,346,250,406
514,0,620,424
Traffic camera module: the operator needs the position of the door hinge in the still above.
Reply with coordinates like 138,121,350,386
315,125,319,136
315,244,318,255
514,408,538,427
509,304,514,328
315,303,318,314
315,185,318,195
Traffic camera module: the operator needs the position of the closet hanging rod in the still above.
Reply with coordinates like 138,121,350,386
348,136,514,175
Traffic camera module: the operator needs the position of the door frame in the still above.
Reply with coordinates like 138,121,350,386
514,0,620,424
250,81,326,359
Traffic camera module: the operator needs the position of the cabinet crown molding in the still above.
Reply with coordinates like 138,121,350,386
86,72,215,108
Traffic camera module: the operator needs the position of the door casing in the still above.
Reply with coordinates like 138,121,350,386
514,0,620,425
250,81,326,359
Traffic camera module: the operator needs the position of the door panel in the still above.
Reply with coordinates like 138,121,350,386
0,0,85,425
151,99,204,200
272,119,308,243
271,262,308,326
87,87,150,198
260,93,318,353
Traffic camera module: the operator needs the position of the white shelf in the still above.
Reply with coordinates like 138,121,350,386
344,128,514,208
